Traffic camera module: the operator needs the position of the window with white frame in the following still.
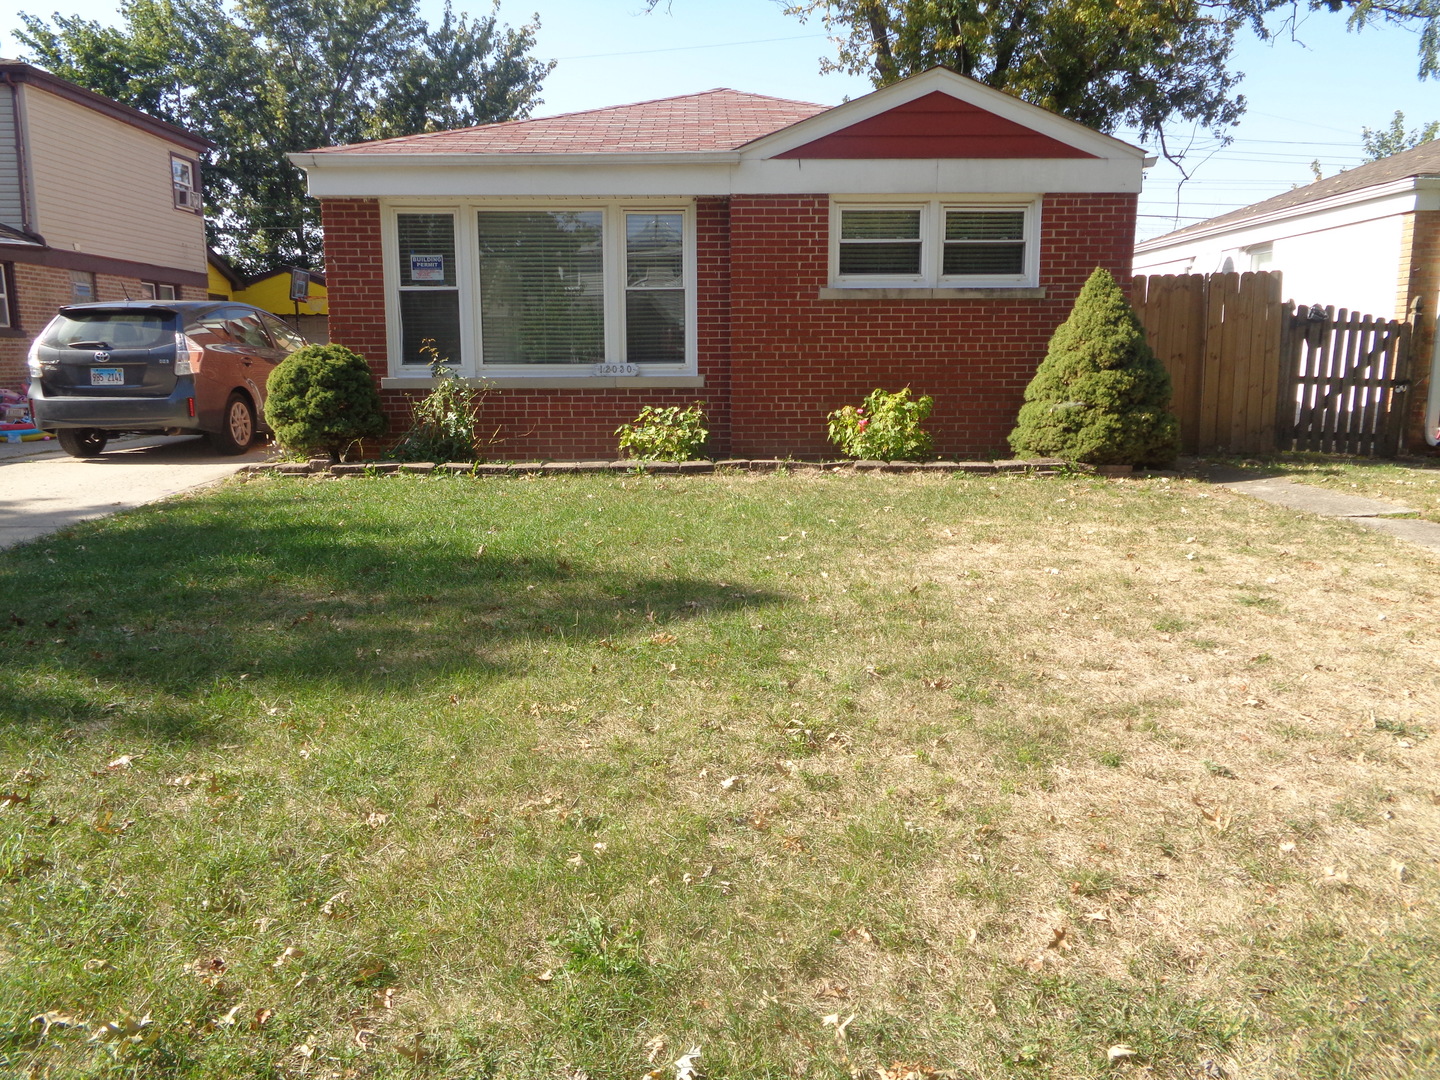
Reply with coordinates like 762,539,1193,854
172,155,201,212
388,203,693,376
140,281,178,300
0,264,12,329
832,198,1039,288
396,212,462,366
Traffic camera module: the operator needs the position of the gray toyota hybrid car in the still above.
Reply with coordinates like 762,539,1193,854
27,300,308,458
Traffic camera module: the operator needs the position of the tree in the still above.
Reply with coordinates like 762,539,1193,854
760,1,1440,142
1009,267,1178,467
1361,110,1440,161
17,0,553,274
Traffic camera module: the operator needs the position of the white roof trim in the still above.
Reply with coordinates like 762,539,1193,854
739,67,1145,162
288,150,743,169
1134,175,1429,254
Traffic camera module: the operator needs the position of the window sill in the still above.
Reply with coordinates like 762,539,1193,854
818,286,1047,300
382,374,706,391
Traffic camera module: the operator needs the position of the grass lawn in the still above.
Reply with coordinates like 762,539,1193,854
1214,454,1440,522
1,469,1437,1079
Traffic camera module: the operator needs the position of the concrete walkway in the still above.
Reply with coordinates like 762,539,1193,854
1207,467,1440,553
0,435,269,549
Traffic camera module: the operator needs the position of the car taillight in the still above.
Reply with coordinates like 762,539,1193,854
26,337,45,378
174,332,205,375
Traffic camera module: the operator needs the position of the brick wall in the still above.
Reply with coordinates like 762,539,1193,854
321,190,1138,460
727,192,1137,459
1399,209,1438,451
0,262,208,390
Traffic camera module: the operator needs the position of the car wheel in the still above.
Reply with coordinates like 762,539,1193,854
209,392,256,455
57,428,109,458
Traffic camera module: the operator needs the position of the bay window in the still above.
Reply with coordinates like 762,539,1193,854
387,202,694,379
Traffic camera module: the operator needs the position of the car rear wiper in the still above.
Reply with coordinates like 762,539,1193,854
66,340,115,349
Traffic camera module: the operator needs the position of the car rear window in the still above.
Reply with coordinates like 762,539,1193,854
44,310,177,350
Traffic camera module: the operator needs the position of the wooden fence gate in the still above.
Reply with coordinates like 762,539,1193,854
1278,304,1414,457
1131,273,1415,457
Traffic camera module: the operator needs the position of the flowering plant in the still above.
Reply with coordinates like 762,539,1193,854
826,387,934,461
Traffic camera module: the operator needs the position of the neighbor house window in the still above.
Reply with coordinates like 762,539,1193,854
386,203,694,377
140,282,178,300
395,211,462,366
0,264,12,329
70,270,96,302
831,198,1039,288
172,155,201,211
1248,243,1273,271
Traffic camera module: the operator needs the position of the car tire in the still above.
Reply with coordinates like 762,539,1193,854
209,392,256,455
57,428,109,458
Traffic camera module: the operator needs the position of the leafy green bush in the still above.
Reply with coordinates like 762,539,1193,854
265,344,387,462
615,402,710,461
826,387,934,461
391,343,486,462
1009,267,1179,466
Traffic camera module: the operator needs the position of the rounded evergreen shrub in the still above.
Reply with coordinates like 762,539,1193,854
265,344,387,462
1009,267,1179,467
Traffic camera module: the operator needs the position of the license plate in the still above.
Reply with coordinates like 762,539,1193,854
90,367,124,386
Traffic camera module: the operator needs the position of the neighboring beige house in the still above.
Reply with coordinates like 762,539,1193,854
1134,141,1440,448
0,59,212,389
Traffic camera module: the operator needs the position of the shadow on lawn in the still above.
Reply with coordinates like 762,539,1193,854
0,509,781,742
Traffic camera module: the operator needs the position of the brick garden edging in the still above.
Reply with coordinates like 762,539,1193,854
244,457,1075,478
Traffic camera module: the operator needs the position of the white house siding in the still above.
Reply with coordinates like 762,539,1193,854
1134,190,1414,320
22,84,205,273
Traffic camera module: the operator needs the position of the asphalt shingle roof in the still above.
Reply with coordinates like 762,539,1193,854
1143,139,1440,245
308,89,829,156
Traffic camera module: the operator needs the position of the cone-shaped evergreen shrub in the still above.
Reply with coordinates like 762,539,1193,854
265,344,387,462
1009,267,1178,466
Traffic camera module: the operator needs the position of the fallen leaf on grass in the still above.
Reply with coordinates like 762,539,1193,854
719,776,739,791
395,1032,431,1062
1045,926,1072,951
1392,860,1409,883
271,946,305,968
82,959,109,973
644,1034,667,1063
211,1004,243,1029
320,891,349,918
105,754,142,771
251,1008,274,1030
0,791,30,809
843,926,873,945
364,812,389,829
815,980,849,1000
674,1046,702,1080
535,969,554,983
876,1064,948,1080
1319,866,1351,886
89,1013,151,1043
31,1011,83,1036
1107,1044,1137,1062
92,810,133,835
821,1013,855,1044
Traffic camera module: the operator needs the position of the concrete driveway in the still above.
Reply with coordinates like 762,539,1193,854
0,435,269,549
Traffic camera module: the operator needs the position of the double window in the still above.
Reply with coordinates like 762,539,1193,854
831,198,1039,288
140,282,178,300
388,203,693,377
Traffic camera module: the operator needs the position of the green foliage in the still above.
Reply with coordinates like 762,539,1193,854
1009,268,1179,467
17,0,552,273
1361,110,1440,162
265,343,387,462
827,387,934,461
769,1,1440,140
615,402,710,461
391,343,485,463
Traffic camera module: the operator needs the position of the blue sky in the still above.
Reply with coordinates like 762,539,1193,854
4,0,1437,241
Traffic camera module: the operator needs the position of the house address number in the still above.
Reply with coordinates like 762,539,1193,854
592,362,639,376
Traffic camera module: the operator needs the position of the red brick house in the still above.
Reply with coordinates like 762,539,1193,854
289,68,1146,460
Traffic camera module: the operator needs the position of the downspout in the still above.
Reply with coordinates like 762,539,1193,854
3,72,42,241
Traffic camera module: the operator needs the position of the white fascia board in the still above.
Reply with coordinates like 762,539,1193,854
297,156,1140,199
738,67,1145,163
1134,177,1423,255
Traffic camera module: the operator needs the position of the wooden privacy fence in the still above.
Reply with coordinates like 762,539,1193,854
1281,304,1413,457
1130,272,1414,457
1130,272,1285,455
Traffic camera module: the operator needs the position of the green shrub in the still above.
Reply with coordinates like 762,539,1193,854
826,387,934,461
615,402,710,461
1009,267,1179,466
391,343,487,463
265,344,387,462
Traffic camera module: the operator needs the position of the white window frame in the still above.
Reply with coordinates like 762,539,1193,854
171,155,201,213
381,200,697,380
829,195,1041,290
0,264,11,329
